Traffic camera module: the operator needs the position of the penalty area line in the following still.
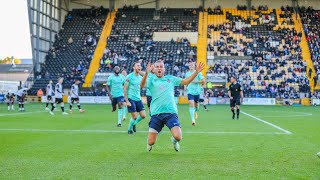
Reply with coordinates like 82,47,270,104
241,111,292,134
0,128,288,135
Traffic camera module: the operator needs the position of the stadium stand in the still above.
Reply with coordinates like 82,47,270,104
98,8,198,74
299,6,320,90
29,7,109,95
28,5,318,98
88,7,199,94
206,6,310,98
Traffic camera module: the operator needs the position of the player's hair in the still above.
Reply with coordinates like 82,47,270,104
154,60,164,65
133,62,140,66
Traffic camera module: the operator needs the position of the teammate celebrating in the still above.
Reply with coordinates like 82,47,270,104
228,76,243,120
121,69,128,121
106,66,126,127
185,62,205,126
50,78,68,115
45,80,54,111
6,91,15,111
69,79,85,113
141,61,205,152
17,88,28,112
124,62,146,134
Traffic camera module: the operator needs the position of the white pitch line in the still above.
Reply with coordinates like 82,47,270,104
241,111,292,134
0,128,288,135
0,111,45,117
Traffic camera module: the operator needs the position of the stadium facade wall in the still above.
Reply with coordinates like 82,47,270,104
0,73,29,82
69,0,320,10
153,32,198,44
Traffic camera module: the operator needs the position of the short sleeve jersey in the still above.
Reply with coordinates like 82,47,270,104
228,82,242,98
185,71,204,95
71,84,79,98
55,83,63,98
46,84,53,96
107,74,125,98
125,72,142,101
147,75,182,116
17,88,27,97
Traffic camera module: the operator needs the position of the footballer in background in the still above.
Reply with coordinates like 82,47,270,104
17,88,28,112
106,66,125,127
69,79,85,113
6,91,15,111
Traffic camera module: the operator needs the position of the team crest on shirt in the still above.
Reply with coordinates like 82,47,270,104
167,79,171,83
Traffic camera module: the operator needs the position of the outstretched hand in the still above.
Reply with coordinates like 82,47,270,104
146,62,153,73
196,62,205,73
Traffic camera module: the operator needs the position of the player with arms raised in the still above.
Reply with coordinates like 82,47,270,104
141,61,205,152
228,76,243,119
69,79,85,113
50,78,68,115
106,66,126,127
185,62,205,126
124,62,146,134
45,80,54,111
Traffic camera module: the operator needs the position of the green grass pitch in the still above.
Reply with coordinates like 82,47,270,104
0,103,319,179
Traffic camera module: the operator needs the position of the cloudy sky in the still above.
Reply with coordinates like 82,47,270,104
0,0,32,59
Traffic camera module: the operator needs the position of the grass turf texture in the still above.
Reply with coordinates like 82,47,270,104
0,104,319,179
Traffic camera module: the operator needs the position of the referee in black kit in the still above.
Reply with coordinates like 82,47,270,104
228,76,243,120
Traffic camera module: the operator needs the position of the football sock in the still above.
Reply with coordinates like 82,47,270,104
61,105,65,112
11,105,14,109
236,109,240,117
7,104,10,110
51,104,56,111
77,104,81,110
189,107,195,121
118,109,123,125
128,118,135,131
46,103,49,107
203,105,207,110
172,137,180,143
122,107,127,118
69,104,73,110
133,115,143,125
231,109,235,114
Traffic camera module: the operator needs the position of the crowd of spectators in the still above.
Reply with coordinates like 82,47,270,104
205,6,313,98
99,6,197,75
300,6,320,87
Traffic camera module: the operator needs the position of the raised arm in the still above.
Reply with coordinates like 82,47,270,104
181,62,205,85
140,62,151,89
